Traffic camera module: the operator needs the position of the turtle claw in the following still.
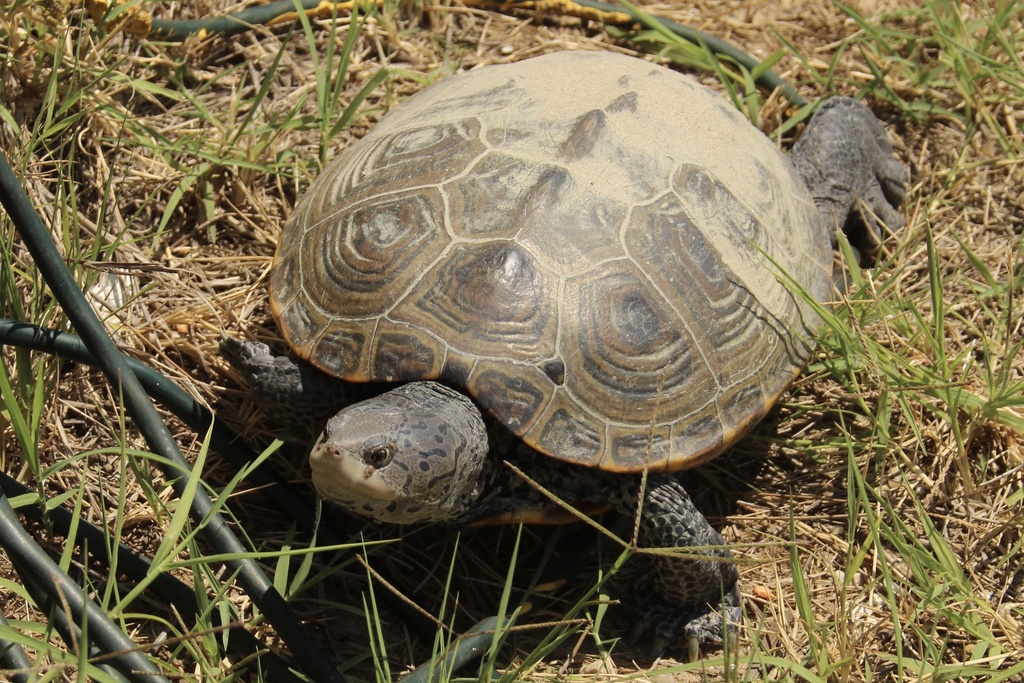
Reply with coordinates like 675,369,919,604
621,584,740,660
687,635,700,663
626,617,666,657
650,636,669,659
625,621,671,660
625,613,731,661
628,620,646,645
726,629,738,656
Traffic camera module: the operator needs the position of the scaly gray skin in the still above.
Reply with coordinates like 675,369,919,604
223,96,907,657
791,97,908,267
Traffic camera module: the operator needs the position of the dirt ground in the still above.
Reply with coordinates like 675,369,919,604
1,0,1021,680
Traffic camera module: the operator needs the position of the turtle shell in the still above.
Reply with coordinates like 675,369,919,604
270,50,832,473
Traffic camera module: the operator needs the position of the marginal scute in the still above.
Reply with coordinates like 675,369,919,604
721,383,766,431
440,353,474,387
372,329,442,382
468,365,548,435
312,326,366,378
269,243,301,309
272,51,832,472
535,406,603,465
273,296,319,355
606,427,673,472
671,412,726,468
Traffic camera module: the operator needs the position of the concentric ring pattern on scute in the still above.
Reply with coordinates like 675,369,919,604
270,50,832,473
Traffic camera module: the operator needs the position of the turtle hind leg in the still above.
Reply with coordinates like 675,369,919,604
220,337,348,427
612,473,740,658
791,96,909,268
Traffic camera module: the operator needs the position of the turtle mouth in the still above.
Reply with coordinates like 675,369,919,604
309,442,396,501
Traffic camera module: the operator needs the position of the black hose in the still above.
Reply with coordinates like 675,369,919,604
0,610,34,683
0,468,305,683
0,320,325,536
0,492,167,682
0,149,346,683
0,318,441,642
148,0,341,39
563,0,805,105
111,0,804,105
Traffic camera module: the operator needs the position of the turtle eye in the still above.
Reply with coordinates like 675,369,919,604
364,444,393,469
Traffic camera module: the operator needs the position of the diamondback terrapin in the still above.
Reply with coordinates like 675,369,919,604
225,50,907,654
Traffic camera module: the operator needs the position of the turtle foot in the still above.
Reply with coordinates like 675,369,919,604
220,337,348,426
624,584,741,660
791,96,909,267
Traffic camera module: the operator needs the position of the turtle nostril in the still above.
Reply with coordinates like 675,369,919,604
314,443,344,462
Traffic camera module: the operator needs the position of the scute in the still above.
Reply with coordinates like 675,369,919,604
445,154,561,238
271,50,832,473
564,263,700,417
392,241,559,361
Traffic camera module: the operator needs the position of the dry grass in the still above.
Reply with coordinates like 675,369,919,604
1,0,1022,681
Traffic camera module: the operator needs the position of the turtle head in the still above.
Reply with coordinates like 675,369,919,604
309,381,490,524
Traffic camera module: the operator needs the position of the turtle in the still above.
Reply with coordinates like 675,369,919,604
224,50,907,655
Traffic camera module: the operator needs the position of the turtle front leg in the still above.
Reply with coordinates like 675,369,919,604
220,337,348,427
614,473,740,659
